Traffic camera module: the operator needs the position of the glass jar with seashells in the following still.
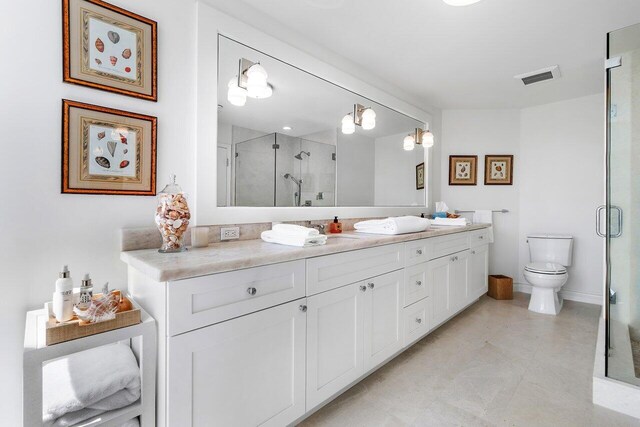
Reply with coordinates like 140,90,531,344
155,174,190,253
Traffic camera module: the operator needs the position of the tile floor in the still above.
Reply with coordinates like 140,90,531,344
300,293,640,427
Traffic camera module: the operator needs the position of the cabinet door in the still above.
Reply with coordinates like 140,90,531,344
363,270,404,371
450,250,470,312
428,256,452,327
167,299,307,427
469,244,489,301
306,283,365,409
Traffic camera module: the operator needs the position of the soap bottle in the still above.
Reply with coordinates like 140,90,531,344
53,265,74,322
328,216,343,234
77,274,94,310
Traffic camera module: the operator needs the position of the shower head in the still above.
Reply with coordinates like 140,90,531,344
294,151,311,160
284,173,302,185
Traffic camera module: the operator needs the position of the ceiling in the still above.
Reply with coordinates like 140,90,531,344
204,0,640,110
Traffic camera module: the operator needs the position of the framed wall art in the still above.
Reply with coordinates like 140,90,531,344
62,99,157,195
485,155,514,185
416,162,425,190
63,0,157,101
449,155,477,185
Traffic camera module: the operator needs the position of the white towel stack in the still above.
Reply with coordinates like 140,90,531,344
472,210,495,243
261,224,327,247
430,217,469,227
43,343,141,427
354,216,430,235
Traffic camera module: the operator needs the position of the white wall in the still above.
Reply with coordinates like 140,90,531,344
337,133,375,206
0,1,183,425
440,110,522,280
440,94,604,303
518,94,605,301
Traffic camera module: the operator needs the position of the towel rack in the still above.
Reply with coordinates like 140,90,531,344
454,209,509,214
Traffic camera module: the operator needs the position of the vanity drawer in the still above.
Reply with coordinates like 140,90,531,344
404,239,433,267
403,298,430,347
469,228,490,248
404,262,429,307
167,260,305,336
306,243,404,295
431,233,470,259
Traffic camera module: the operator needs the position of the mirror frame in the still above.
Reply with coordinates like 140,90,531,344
196,2,433,225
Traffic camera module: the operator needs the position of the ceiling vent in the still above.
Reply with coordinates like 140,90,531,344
514,65,560,86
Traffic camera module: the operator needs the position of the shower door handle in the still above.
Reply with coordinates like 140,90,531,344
611,206,622,238
596,205,606,237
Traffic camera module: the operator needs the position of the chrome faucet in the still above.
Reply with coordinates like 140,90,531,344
308,223,326,235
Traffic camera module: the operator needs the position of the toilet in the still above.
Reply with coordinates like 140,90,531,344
523,234,573,315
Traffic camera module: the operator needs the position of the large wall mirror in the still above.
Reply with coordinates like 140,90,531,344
217,35,427,208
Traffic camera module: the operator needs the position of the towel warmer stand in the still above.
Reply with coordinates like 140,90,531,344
23,299,156,427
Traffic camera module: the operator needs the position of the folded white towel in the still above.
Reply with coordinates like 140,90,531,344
272,224,319,238
43,343,141,426
472,210,494,243
261,230,327,247
354,216,430,235
431,217,469,227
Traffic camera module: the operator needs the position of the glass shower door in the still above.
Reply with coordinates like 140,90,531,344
606,23,640,384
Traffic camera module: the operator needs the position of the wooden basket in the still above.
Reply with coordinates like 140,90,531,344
488,275,513,300
45,297,141,346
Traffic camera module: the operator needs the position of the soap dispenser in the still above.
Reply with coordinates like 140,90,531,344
328,216,343,234
53,265,74,322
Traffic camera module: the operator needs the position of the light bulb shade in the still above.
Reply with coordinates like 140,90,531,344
421,130,434,147
361,108,376,130
442,0,482,5
403,135,415,151
246,63,269,98
341,114,355,134
227,78,247,106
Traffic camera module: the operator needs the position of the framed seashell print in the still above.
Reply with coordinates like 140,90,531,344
449,155,478,185
485,155,514,185
63,0,157,101
62,99,157,195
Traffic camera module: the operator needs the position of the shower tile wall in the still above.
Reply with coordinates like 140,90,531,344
300,138,336,207
235,133,276,206
276,133,299,207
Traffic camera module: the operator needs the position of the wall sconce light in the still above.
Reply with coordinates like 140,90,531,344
227,58,273,105
341,104,376,134
403,127,435,150
341,113,355,134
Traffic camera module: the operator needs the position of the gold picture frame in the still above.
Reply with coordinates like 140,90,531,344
416,162,425,190
63,0,157,101
449,155,477,185
62,99,157,195
485,155,514,185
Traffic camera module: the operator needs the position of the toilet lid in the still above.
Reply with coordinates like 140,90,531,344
525,262,566,275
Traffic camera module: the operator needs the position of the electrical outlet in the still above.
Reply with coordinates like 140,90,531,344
220,227,240,240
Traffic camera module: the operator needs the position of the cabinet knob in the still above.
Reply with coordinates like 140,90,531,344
479,235,484,239
451,256,456,262
247,287,257,295
360,285,367,292
416,280,422,286
416,318,422,324
416,249,423,255
471,250,476,255
368,282,375,289
299,305,307,312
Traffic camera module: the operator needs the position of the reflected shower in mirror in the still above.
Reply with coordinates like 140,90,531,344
216,35,427,207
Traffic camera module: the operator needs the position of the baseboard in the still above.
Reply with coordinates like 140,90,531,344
514,282,602,305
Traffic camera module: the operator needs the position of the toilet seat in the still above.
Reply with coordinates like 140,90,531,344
525,262,566,275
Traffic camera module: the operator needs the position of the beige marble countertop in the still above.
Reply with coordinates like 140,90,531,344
120,224,490,282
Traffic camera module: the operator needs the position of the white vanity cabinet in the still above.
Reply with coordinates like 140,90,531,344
125,226,491,427
167,298,307,427
469,244,489,301
306,269,404,408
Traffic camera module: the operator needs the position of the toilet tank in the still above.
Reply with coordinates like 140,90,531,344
527,234,573,266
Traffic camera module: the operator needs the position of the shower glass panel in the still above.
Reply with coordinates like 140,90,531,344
606,23,640,385
234,133,276,206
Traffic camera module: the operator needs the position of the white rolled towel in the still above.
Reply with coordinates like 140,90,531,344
431,217,468,227
43,343,141,427
261,230,327,247
272,224,319,238
354,216,430,235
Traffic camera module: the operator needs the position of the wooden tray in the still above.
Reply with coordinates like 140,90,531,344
45,297,141,346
